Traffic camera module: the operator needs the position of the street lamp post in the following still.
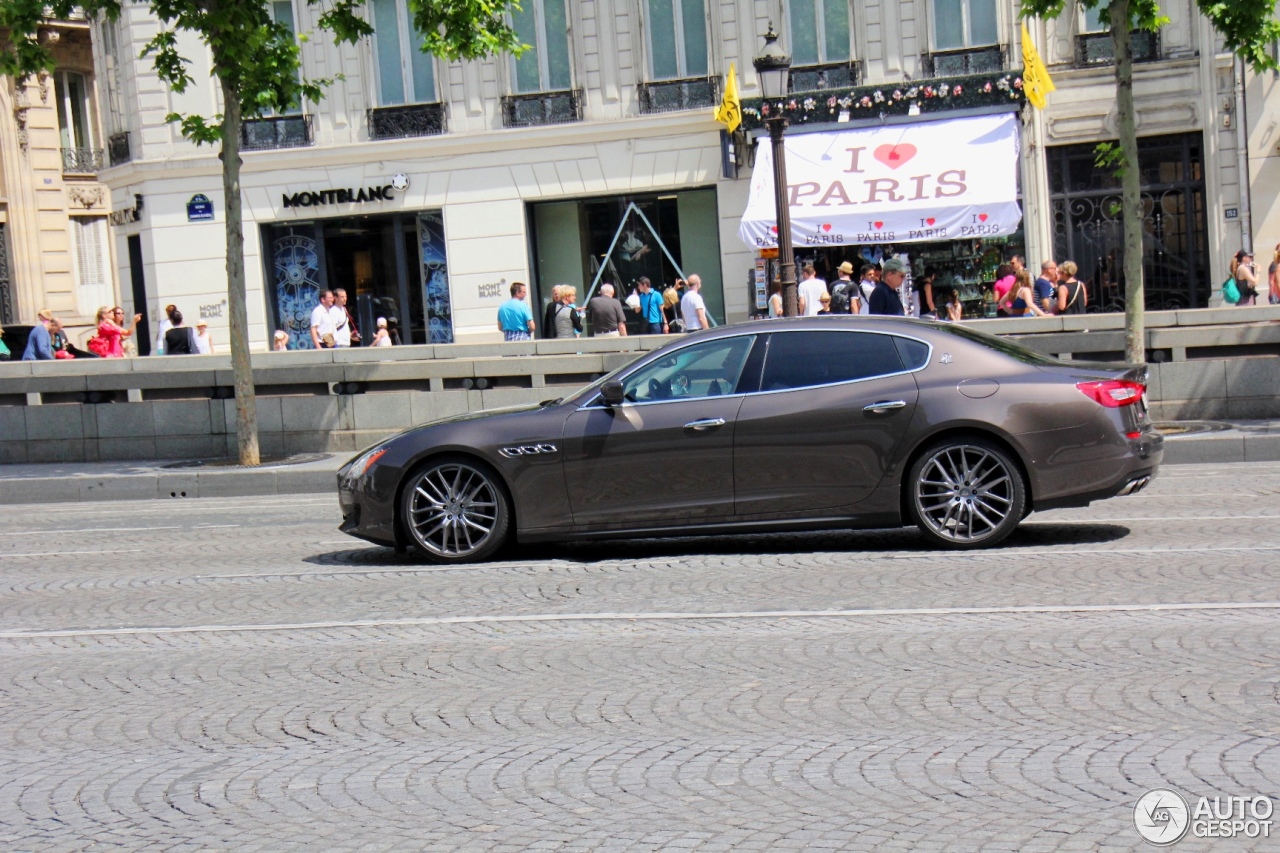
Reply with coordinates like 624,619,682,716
753,24,796,317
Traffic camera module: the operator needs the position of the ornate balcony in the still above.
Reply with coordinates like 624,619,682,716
638,77,718,114
241,114,313,151
788,62,861,93
920,46,1006,77
1075,30,1161,66
367,102,447,141
501,90,583,129
61,147,104,174
108,131,131,166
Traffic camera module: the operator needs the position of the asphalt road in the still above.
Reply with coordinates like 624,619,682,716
1,462,1278,852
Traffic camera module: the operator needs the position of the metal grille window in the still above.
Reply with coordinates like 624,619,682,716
501,90,582,128
371,0,437,105
931,0,998,50
511,0,572,94
646,0,708,80
788,62,859,92
367,103,446,140
1075,30,1160,65
241,114,314,150
638,77,717,114
920,45,1004,76
108,131,131,166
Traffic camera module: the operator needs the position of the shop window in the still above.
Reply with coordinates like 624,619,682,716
931,0,997,51
646,0,708,80
71,216,112,317
511,0,572,94
370,0,437,106
56,71,103,174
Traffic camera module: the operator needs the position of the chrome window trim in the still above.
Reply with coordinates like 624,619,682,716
576,328,934,410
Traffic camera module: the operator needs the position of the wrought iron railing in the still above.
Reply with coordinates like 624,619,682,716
241,114,314,151
501,90,583,128
108,131,131,166
1075,30,1161,66
921,46,1006,77
367,102,447,140
788,62,861,93
61,147,104,174
638,77,718,114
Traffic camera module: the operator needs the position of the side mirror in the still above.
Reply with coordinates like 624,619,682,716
600,379,625,406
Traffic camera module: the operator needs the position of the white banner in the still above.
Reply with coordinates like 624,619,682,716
739,113,1022,249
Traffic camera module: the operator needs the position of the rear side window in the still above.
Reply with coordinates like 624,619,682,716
893,336,930,370
760,331,905,392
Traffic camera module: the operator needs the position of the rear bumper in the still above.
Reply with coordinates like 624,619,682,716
1034,428,1163,511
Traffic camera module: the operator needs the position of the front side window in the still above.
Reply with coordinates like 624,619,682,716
787,0,851,65
371,0,436,104
932,0,998,50
621,336,756,403
760,331,905,392
647,0,708,79
512,0,572,92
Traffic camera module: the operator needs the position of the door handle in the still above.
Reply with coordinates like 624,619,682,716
684,417,727,431
863,400,907,413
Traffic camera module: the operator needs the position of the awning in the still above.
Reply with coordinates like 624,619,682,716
739,113,1022,249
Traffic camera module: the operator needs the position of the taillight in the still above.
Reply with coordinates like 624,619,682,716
1076,379,1145,408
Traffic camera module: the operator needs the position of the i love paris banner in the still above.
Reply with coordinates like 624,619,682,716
739,113,1022,249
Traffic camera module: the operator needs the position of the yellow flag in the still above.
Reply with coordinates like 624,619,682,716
1021,22,1056,110
714,62,741,133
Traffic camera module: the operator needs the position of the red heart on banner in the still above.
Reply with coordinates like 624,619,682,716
873,221,884,229
978,213,989,222
873,143,917,169
822,223,832,232
926,217,936,226
771,225,778,233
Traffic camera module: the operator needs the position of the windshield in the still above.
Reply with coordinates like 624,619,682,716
936,323,1062,366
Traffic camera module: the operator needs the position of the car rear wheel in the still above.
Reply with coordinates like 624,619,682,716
401,457,511,563
908,438,1025,549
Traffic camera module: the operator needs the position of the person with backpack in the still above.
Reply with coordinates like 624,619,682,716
828,261,859,314
1229,250,1260,306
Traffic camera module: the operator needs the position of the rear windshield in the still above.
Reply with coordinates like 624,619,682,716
936,323,1061,366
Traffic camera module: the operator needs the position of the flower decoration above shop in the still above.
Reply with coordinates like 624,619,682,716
739,69,1028,132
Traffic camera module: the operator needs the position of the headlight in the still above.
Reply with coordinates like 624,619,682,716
348,448,388,480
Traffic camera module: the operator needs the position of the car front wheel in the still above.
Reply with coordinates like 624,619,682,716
908,438,1026,549
401,456,511,563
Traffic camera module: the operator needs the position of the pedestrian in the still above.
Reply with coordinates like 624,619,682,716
1231,250,1260,306
370,317,393,347
1034,260,1058,314
497,281,536,341
945,289,964,322
635,277,667,334
334,288,359,346
1270,244,1280,305
1007,270,1049,317
0,323,9,361
1055,261,1088,314
22,309,55,360
194,320,214,354
816,293,832,315
857,264,878,315
542,285,564,336
797,264,828,316
868,258,907,316
828,261,858,314
386,317,403,346
310,290,337,348
992,264,1016,314
547,286,583,338
680,274,709,332
766,280,783,318
272,330,290,351
586,284,628,337
48,319,75,359
330,288,353,347
109,307,142,355
663,279,685,331
154,303,176,355
163,309,199,354
914,267,938,318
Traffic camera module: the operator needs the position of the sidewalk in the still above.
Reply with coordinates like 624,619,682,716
0,421,1277,505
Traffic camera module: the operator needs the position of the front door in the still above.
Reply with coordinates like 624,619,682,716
734,330,919,517
560,334,758,528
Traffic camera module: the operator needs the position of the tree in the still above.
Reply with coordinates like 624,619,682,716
2,0,522,464
1019,0,1280,365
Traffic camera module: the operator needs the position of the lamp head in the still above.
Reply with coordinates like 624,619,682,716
753,22,791,100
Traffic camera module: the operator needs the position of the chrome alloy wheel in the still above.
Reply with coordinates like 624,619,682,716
913,443,1019,545
406,462,502,558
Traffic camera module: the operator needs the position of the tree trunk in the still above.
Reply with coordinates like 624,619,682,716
1112,0,1145,365
220,77,261,465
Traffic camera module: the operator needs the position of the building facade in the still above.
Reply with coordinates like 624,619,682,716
1,11,115,339
72,0,1275,350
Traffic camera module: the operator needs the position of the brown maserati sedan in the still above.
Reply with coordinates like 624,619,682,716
337,317,1162,563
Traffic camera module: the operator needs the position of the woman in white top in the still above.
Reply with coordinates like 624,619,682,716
194,321,214,354
767,281,782,319
371,317,393,347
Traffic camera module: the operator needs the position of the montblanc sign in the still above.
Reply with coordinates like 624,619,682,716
282,174,409,209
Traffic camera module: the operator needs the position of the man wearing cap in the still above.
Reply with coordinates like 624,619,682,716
869,258,908,316
828,261,859,314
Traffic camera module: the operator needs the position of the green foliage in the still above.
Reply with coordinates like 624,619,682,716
1094,141,1126,179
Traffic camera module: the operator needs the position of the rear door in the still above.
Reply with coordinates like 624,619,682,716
734,330,920,517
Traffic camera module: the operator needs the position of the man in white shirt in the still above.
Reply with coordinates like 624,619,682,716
796,264,829,316
310,290,337,349
680,274,709,332
857,264,879,316
330,290,351,347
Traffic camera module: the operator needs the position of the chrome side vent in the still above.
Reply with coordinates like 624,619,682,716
499,444,559,458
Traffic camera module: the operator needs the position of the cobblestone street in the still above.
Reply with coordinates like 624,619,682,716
1,462,1278,851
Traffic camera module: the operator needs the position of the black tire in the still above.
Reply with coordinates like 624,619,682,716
907,437,1026,549
399,456,512,564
